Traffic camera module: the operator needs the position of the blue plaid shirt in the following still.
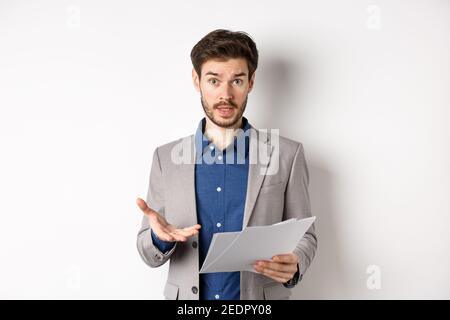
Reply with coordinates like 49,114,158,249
151,117,250,300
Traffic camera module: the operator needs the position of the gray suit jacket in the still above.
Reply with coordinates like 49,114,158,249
136,124,317,300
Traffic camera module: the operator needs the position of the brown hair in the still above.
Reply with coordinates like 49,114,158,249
190,29,259,81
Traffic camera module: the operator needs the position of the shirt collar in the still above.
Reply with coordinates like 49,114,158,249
194,117,251,161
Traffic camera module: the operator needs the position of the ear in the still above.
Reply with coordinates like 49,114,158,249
192,68,200,92
247,71,256,93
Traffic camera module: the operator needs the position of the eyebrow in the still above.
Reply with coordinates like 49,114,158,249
204,71,247,78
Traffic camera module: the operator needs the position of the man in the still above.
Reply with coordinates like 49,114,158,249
136,29,317,300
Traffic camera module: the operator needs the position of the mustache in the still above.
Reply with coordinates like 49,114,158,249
214,101,237,108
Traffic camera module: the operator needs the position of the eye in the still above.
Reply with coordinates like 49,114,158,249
233,79,243,85
208,78,219,85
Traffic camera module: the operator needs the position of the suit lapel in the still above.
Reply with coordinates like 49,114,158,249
175,135,198,226
242,127,274,228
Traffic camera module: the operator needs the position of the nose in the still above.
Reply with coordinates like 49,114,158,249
219,82,234,102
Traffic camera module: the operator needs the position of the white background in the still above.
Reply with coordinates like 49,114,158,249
0,0,449,299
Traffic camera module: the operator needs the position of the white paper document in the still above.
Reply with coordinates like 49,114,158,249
199,216,316,274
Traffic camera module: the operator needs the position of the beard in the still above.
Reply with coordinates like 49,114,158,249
200,90,248,129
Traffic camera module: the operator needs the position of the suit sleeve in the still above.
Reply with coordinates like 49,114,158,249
151,229,175,253
136,147,177,268
283,143,318,282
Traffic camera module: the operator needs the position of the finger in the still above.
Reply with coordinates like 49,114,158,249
256,260,297,274
169,230,188,242
255,267,293,282
136,198,155,216
154,226,187,242
181,224,202,232
172,229,197,238
176,225,202,237
168,223,201,235
152,228,176,242
161,225,192,242
160,222,199,240
254,265,292,283
175,230,197,242
272,253,299,264
170,234,188,242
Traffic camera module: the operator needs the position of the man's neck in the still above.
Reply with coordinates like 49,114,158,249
204,117,243,151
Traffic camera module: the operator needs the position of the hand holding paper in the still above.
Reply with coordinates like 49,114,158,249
199,216,316,275
254,253,300,283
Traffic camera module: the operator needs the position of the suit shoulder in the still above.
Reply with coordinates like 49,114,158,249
153,134,194,158
274,134,304,156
